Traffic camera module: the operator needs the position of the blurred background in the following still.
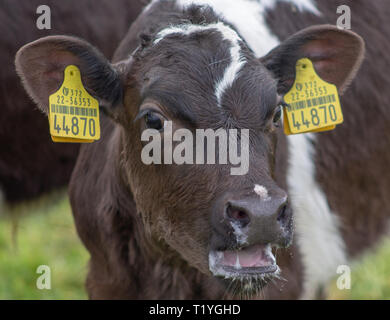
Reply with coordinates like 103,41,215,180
1,0,390,300
0,191,88,299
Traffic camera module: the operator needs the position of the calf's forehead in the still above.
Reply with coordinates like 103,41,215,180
134,22,278,126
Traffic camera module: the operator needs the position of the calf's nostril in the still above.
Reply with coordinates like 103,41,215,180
226,204,250,227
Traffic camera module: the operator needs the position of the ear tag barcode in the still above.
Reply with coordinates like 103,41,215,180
48,65,100,143
283,58,343,135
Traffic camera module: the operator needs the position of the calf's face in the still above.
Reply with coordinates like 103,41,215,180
16,23,364,295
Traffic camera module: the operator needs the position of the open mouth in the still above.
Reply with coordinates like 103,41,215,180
209,244,279,279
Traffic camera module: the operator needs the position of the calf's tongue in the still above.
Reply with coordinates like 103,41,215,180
222,244,274,268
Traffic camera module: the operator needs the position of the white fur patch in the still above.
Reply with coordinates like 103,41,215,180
143,0,160,12
254,184,270,201
177,0,320,57
212,27,245,106
154,21,245,106
154,23,211,44
287,134,347,299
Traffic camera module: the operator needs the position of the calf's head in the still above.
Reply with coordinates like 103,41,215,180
16,21,364,295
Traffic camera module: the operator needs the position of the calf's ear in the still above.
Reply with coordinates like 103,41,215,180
261,25,365,95
15,36,123,115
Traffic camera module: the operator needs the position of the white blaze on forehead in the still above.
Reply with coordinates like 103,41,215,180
154,23,214,44
176,0,320,57
177,0,319,13
154,21,245,107
254,184,270,201
152,0,320,106
211,25,245,106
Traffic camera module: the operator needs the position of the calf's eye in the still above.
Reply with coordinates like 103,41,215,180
273,106,282,125
145,111,164,131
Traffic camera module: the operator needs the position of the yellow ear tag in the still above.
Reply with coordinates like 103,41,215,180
283,58,343,135
48,65,100,143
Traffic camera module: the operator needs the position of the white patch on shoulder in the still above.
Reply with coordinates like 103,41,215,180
154,21,245,107
287,134,347,299
254,184,270,201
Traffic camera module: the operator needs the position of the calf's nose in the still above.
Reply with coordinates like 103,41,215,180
212,189,292,248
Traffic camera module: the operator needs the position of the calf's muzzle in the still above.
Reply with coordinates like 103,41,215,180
211,186,292,249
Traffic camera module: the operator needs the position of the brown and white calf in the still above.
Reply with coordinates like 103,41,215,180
15,0,390,299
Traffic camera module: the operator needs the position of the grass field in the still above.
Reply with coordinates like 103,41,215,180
0,191,88,299
0,190,389,300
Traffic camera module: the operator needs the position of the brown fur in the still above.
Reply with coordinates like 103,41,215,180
15,0,389,300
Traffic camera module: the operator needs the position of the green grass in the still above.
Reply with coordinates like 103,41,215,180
0,191,389,299
328,238,390,300
0,190,88,299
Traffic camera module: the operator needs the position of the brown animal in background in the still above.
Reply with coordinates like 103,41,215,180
0,0,144,203
15,0,390,299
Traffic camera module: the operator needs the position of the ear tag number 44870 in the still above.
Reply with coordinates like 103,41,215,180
48,65,100,143
283,58,344,135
